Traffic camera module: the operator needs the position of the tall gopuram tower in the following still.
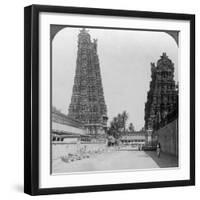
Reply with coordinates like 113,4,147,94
145,53,178,131
68,28,108,136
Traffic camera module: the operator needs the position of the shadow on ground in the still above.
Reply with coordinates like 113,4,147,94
144,151,178,168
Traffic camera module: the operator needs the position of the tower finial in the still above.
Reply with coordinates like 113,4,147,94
161,52,168,58
80,28,89,34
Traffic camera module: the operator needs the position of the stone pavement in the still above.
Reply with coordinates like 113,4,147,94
52,148,178,174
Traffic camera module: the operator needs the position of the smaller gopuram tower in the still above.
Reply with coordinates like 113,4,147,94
68,28,108,136
145,53,178,131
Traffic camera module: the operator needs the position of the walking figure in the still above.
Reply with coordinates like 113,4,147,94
156,143,161,158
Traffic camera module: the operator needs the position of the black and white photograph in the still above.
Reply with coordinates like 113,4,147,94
0,0,198,198
51,26,179,174
23,4,195,195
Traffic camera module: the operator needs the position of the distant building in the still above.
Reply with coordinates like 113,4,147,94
68,28,108,135
120,131,146,146
144,53,178,132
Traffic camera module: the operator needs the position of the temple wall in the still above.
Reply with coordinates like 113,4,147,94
156,119,178,156
52,143,107,161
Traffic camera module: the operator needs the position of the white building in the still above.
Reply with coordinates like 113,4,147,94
120,131,146,146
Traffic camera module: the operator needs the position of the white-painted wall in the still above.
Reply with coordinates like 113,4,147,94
52,143,107,160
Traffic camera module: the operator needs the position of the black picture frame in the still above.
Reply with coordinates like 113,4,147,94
24,4,195,196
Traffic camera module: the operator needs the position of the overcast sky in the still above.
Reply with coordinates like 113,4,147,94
52,27,178,131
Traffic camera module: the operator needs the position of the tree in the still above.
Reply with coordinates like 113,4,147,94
128,123,135,132
108,111,129,139
121,111,128,134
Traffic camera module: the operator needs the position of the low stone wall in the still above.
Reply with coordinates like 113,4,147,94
156,119,178,156
52,143,107,161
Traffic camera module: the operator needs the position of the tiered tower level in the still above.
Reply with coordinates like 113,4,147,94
145,53,178,131
68,28,107,135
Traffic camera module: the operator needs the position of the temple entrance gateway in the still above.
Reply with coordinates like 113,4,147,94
68,29,108,137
